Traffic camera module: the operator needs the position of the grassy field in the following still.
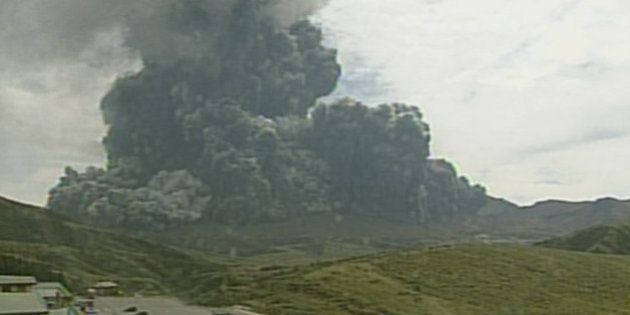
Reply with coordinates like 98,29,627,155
6,196,630,314
190,245,630,314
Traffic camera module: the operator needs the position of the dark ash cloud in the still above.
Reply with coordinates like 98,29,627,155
0,0,333,205
0,0,330,71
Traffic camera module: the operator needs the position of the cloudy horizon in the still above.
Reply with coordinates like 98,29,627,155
318,0,630,205
1,0,629,206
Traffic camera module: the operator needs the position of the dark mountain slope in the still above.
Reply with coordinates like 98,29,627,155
464,197,630,241
0,196,228,294
130,196,630,259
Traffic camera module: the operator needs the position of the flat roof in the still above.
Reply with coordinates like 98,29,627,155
0,275,37,285
33,282,61,289
49,307,81,315
35,288,64,299
0,292,48,314
93,281,118,289
34,282,72,298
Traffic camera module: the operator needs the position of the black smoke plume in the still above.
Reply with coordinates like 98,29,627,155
47,0,486,230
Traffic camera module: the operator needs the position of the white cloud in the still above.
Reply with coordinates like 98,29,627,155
318,0,630,204
0,28,140,205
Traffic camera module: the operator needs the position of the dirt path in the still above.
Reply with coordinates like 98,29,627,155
96,296,216,315
95,297,264,315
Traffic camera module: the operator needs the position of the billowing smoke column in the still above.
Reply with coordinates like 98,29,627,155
48,0,486,230
49,0,340,228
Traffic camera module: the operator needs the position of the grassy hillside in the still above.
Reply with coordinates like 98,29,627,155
538,223,630,255
197,245,630,315
2,192,608,271
0,196,229,294
5,196,630,314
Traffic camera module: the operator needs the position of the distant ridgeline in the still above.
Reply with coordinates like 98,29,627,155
48,0,486,230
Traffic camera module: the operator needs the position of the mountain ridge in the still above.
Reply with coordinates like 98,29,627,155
5,194,630,255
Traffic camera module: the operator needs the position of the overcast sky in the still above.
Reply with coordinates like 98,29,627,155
1,0,630,205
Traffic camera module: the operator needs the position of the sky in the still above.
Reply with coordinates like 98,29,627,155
1,0,630,206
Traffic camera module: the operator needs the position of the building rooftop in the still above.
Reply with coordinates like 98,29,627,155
0,292,48,315
93,281,118,289
0,275,37,286
49,307,82,315
34,282,72,298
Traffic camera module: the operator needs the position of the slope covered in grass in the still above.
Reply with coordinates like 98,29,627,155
538,223,630,255
5,196,630,314
197,245,630,315
0,196,229,294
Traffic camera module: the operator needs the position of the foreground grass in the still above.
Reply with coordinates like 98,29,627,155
196,245,630,315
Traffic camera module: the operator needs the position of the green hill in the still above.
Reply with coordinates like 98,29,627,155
196,245,630,315
6,196,630,314
538,223,630,255
0,196,229,294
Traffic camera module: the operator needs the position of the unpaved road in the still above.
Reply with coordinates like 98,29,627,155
95,296,256,315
